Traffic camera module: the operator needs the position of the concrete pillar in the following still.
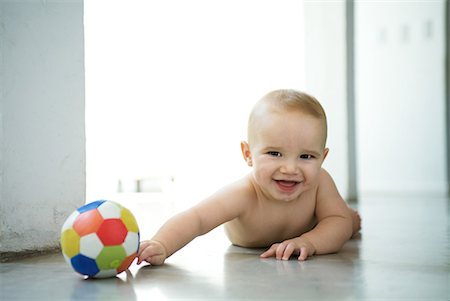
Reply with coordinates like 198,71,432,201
0,0,85,257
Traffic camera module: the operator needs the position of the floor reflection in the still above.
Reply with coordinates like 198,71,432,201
129,241,363,300
70,272,137,301
1,197,449,300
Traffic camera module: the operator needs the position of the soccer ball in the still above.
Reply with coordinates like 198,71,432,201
60,200,140,278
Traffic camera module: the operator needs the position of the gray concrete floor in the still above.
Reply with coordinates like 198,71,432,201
1,196,449,300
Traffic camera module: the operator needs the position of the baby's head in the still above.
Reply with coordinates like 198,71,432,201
247,89,328,148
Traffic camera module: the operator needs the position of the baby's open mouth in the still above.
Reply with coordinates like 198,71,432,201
276,180,298,186
274,180,301,191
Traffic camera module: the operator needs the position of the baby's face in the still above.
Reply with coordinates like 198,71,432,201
248,109,327,202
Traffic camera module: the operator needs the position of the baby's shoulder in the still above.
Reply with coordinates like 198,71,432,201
316,168,341,197
232,174,258,199
215,174,256,202
318,168,335,184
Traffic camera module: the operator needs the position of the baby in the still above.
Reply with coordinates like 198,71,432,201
138,89,361,265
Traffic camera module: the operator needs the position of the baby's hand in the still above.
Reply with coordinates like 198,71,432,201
137,240,168,266
260,238,315,261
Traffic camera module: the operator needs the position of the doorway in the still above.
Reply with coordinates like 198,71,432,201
354,0,447,197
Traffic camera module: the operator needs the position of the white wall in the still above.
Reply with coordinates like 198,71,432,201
304,1,351,200
0,1,85,253
355,0,447,196
85,0,307,205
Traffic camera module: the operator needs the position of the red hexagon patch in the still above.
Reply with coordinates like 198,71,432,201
97,219,128,246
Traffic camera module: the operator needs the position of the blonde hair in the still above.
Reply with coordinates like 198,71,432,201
248,89,328,146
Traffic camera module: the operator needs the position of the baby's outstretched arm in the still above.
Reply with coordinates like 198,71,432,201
137,180,250,265
137,208,207,265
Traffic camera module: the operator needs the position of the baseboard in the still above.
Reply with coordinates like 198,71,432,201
0,246,61,263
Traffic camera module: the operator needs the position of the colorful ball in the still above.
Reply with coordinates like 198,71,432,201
60,200,140,278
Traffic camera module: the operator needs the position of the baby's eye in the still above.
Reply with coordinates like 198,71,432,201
300,154,314,160
267,151,282,157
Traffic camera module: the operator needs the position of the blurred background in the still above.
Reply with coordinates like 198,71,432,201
85,0,448,205
85,0,306,206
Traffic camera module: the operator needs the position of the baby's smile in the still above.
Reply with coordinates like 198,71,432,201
274,179,302,193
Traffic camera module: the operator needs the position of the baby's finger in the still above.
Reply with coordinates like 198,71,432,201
138,241,150,255
138,245,158,264
297,247,308,261
137,242,150,264
260,244,278,258
275,243,287,260
282,243,296,260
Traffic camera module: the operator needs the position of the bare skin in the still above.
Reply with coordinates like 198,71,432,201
138,95,361,266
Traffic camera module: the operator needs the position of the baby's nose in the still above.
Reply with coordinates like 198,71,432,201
280,160,299,174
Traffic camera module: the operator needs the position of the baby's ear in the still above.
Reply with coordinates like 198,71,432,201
240,141,253,167
322,148,329,162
